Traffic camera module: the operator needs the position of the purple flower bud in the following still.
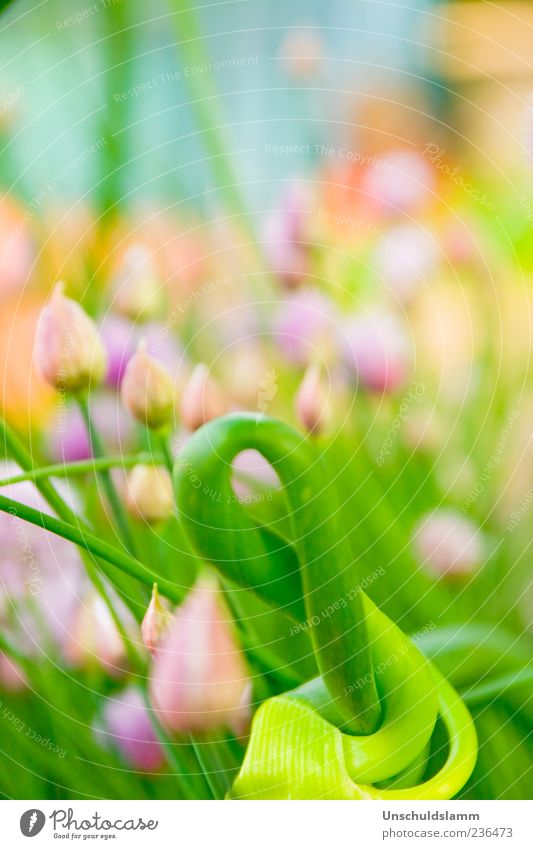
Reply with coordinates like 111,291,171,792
101,686,164,771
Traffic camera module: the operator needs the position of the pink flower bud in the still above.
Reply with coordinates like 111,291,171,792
125,465,174,524
113,244,166,322
34,283,106,391
342,310,410,394
180,364,225,432
101,686,164,771
141,584,173,655
295,364,329,434
412,509,483,579
120,340,175,429
149,582,251,735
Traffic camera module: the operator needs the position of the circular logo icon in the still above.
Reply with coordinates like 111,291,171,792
20,810,46,837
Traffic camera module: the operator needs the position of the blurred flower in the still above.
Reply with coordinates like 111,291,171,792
279,28,322,78
412,509,483,579
295,363,330,434
99,315,137,389
64,592,129,674
100,314,185,392
101,686,164,771
0,464,85,661
373,223,439,304
34,283,106,392
125,465,174,525
121,340,175,429
362,150,435,215
262,183,312,287
180,364,225,432
47,393,135,463
149,582,251,735
274,288,338,366
141,584,172,655
0,653,27,691
342,310,411,393
112,244,166,323
222,343,270,408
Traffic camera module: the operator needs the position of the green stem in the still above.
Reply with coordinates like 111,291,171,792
0,492,182,604
0,453,164,487
1,415,144,659
76,395,137,556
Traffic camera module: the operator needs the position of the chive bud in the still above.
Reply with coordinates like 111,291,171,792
113,244,166,322
120,340,175,429
295,363,329,434
149,581,251,734
125,465,174,525
34,282,106,392
141,584,173,655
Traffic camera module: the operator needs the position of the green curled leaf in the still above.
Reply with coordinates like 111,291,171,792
174,413,478,799
174,413,381,733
